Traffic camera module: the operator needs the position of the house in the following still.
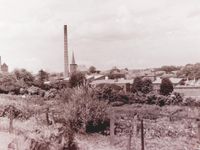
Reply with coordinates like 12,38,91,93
86,74,106,83
90,78,133,93
153,77,184,91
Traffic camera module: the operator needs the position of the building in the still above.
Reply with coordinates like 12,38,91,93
90,78,133,93
70,52,77,74
0,56,8,73
153,77,183,91
64,25,69,78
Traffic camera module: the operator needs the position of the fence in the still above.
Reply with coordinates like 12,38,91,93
110,105,200,150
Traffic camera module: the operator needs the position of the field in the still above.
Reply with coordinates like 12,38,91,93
0,94,200,150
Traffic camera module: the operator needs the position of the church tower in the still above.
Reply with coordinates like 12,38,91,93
64,25,69,78
70,51,77,74
0,56,1,73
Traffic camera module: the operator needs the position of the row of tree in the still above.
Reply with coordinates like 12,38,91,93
132,77,173,96
0,69,49,94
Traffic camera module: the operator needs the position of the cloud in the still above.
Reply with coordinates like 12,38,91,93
1,0,200,72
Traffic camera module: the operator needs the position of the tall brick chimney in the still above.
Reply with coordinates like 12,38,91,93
64,25,69,78
0,56,1,73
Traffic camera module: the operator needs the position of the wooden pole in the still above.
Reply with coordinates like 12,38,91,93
141,119,144,150
198,121,200,141
9,116,14,133
132,117,137,150
198,109,200,142
127,127,132,150
110,109,115,145
127,133,132,150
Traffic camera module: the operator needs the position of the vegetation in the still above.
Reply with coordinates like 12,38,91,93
132,77,153,94
160,78,174,96
157,65,180,73
69,72,86,88
88,66,97,74
177,63,200,79
0,66,198,149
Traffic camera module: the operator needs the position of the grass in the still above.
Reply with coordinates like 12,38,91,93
0,94,200,149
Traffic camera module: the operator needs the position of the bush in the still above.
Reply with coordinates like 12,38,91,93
94,85,129,104
141,78,153,94
63,86,109,133
0,74,21,94
160,78,173,96
132,77,143,93
69,72,86,88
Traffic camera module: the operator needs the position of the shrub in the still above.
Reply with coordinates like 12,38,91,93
69,72,86,88
132,77,143,93
88,66,96,74
160,78,173,96
94,85,129,104
0,74,21,94
63,86,109,133
141,78,153,94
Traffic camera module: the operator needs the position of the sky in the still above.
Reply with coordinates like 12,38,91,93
1,0,200,73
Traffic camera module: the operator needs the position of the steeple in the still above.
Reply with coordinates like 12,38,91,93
72,51,76,64
0,56,1,72
70,51,77,74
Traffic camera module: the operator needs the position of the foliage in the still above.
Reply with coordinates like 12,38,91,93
160,78,173,96
69,72,86,88
158,65,180,73
177,63,200,79
13,69,35,87
63,86,109,133
108,73,125,79
94,85,129,104
132,77,143,93
35,69,49,89
88,66,96,74
0,74,21,94
110,67,120,74
141,78,153,94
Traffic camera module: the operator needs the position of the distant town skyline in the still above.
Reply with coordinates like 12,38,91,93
1,0,200,73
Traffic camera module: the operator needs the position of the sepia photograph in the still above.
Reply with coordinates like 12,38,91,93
1,0,200,149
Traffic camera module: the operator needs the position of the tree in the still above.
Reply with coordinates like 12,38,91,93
69,72,86,88
160,78,173,96
132,77,143,93
159,65,180,73
13,69,34,87
88,66,96,74
0,74,20,94
141,78,153,94
110,67,120,74
35,69,49,89
37,70,49,82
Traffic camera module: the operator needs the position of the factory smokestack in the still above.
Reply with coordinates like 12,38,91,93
64,25,69,78
0,56,1,73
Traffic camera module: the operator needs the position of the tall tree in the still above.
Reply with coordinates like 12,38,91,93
88,66,96,74
141,78,153,94
36,69,49,88
160,78,173,96
132,77,143,93
69,72,86,88
13,69,34,87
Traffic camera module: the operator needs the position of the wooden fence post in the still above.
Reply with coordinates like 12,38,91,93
9,115,14,133
197,109,200,142
132,115,138,150
127,130,132,150
197,121,200,141
110,109,115,145
141,119,144,150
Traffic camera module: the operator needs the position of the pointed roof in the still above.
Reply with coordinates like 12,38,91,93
71,51,76,64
